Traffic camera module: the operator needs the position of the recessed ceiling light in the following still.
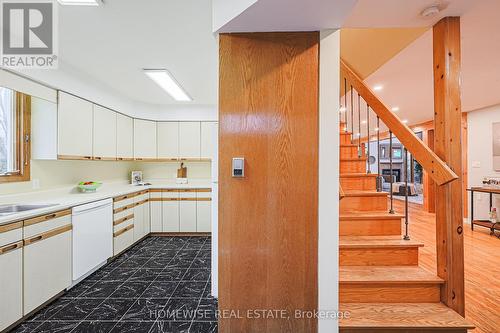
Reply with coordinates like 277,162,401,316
374,127,379,132
144,69,192,102
57,0,100,5
402,119,409,124
373,85,383,91
391,106,400,112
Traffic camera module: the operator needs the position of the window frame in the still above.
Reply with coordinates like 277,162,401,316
0,92,31,183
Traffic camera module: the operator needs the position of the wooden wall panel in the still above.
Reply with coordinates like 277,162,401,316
218,32,319,333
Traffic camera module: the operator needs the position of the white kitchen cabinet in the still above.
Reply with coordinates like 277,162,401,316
200,122,217,160
31,97,58,160
179,122,201,159
0,224,23,332
162,191,180,232
116,113,134,160
23,226,72,314
113,225,134,256
58,92,93,159
133,201,144,241
197,200,211,232
150,191,162,232
134,119,157,159
179,190,197,232
157,122,179,160
93,105,117,160
144,199,151,235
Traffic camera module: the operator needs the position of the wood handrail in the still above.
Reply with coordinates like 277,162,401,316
340,59,458,186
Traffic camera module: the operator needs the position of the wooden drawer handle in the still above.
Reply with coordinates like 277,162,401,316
24,224,72,246
45,213,57,220
0,241,23,255
113,213,134,226
83,156,92,160
113,224,134,237
93,156,102,160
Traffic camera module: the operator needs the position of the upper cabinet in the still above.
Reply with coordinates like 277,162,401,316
179,122,201,159
93,105,117,160
134,119,157,160
157,122,179,160
116,113,134,160
201,122,217,160
58,92,93,159
31,97,58,160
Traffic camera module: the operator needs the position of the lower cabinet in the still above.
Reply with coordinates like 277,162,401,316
150,191,162,232
113,224,134,255
196,200,211,232
23,224,72,314
0,223,23,332
180,199,197,232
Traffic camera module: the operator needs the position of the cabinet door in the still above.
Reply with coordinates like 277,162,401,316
157,122,179,160
143,200,151,235
150,200,162,232
179,122,201,159
24,229,72,314
162,200,180,232
180,200,197,232
200,122,217,160
93,105,117,160
197,200,211,232
58,92,93,158
134,119,157,159
116,113,134,160
134,203,144,241
0,244,23,331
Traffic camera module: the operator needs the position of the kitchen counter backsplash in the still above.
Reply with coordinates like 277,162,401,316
0,179,212,226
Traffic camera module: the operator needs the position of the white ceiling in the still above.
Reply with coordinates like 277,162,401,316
363,0,500,127
58,0,218,106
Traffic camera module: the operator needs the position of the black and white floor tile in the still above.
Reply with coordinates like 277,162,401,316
11,237,217,333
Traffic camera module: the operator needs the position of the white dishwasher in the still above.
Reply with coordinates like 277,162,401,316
72,198,113,282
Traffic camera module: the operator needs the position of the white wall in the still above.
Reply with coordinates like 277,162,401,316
467,103,500,221
318,29,340,333
212,0,258,32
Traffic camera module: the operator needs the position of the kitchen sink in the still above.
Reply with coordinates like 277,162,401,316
0,204,58,216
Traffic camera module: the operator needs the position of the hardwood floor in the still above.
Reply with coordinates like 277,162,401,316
394,200,500,333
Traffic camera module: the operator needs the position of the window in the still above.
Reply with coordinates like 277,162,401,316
0,87,31,183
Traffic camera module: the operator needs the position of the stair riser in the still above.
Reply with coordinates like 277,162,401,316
340,176,377,191
340,284,441,303
340,146,363,159
340,196,387,212
340,247,419,266
340,160,366,173
340,219,401,236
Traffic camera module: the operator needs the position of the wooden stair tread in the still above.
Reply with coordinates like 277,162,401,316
343,190,388,197
340,173,378,178
340,266,444,284
340,144,358,147
339,303,475,329
340,236,424,248
340,212,404,220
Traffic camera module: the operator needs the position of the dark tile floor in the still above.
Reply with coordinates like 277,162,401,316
11,236,217,333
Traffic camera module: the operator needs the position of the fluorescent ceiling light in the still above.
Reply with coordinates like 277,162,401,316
391,106,400,112
144,69,192,102
373,85,383,91
58,0,100,5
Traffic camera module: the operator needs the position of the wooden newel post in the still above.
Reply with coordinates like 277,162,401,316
433,16,465,316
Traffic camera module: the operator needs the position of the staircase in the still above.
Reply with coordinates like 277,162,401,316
338,122,473,332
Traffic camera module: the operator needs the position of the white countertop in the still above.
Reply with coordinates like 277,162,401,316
0,179,213,226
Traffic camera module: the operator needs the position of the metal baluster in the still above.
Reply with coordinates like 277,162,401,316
376,117,381,192
350,85,354,141
357,94,361,157
344,78,348,132
403,147,410,240
367,104,371,174
389,131,395,214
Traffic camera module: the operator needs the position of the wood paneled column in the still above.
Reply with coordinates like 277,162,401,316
433,17,465,316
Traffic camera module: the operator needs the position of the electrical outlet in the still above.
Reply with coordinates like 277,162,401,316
472,161,481,168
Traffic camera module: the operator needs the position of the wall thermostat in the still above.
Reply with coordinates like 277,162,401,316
232,157,245,177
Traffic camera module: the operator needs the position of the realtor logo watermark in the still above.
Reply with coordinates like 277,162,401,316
1,0,58,68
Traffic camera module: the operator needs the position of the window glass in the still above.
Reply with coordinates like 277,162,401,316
0,87,17,175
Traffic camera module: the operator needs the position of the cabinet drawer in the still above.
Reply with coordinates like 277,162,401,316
113,202,136,214
24,210,71,239
113,224,134,256
0,222,23,247
113,215,134,232
179,190,197,199
113,195,136,209
24,225,72,314
0,244,23,331
163,191,179,199
114,206,135,220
